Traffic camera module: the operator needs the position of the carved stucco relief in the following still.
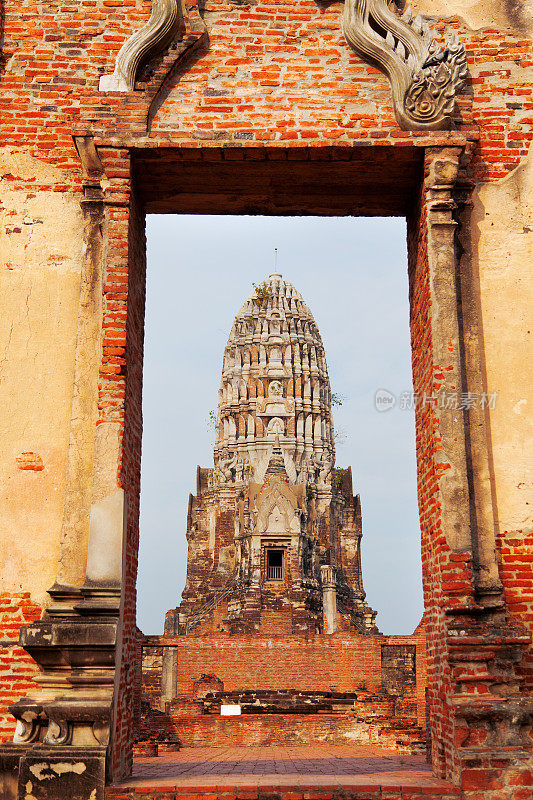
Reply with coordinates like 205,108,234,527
99,0,466,132
342,0,468,130
99,0,206,93
100,0,181,91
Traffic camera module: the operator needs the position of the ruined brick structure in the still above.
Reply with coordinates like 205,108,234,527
134,275,426,750
0,0,532,796
137,629,429,750
173,273,377,639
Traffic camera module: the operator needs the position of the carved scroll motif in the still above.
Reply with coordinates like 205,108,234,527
99,0,181,91
44,716,72,746
12,705,44,744
341,0,467,130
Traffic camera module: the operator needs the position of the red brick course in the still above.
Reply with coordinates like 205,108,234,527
175,635,384,696
106,785,461,800
137,713,423,752
0,594,41,742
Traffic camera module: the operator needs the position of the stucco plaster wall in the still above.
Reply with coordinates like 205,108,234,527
473,149,533,534
0,148,86,607
409,0,533,36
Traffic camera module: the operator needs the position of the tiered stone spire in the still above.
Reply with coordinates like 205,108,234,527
213,273,334,487
174,272,377,637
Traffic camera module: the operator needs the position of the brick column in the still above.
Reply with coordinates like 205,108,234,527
0,141,138,800
408,145,532,794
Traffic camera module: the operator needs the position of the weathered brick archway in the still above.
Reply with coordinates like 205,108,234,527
0,0,531,797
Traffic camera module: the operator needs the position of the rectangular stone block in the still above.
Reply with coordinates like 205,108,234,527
18,748,106,800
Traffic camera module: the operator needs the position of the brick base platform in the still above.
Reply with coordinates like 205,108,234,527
138,713,425,754
107,746,460,799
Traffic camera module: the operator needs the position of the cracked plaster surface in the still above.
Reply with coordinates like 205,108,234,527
472,148,533,532
0,147,85,606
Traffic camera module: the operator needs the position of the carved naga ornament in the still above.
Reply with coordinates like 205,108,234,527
342,0,467,130
100,0,181,91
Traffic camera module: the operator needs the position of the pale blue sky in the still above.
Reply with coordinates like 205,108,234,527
137,214,423,635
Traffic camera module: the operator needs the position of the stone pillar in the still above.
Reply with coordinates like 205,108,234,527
321,565,337,635
161,612,178,706
408,146,533,788
161,649,178,706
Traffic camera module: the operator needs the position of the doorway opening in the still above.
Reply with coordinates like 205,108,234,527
134,209,426,764
115,145,464,787
266,549,284,581
137,214,422,637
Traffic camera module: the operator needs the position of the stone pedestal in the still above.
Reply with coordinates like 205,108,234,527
0,583,120,800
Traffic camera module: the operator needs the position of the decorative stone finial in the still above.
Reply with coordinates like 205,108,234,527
99,0,181,91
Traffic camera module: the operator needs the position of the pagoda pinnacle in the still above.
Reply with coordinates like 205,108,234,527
214,273,335,486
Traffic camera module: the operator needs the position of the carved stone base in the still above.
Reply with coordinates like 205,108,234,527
0,745,104,800
0,582,120,799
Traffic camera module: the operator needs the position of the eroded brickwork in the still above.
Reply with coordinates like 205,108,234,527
1,0,530,152
407,178,451,777
498,529,533,690
174,635,384,695
112,178,147,779
137,628,427,756
137,712,425,751
0,595,41,742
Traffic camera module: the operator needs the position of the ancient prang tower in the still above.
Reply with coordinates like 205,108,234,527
137,275,426,751
166,273,377,640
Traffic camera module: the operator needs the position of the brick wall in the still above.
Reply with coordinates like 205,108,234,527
106,783,461,800
1,0,530,154
138,629,426,753
175,634,384,697
111,179,147,780
407,183,457,780
138,712,423,751
497,528,533,690
0,594,41,742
